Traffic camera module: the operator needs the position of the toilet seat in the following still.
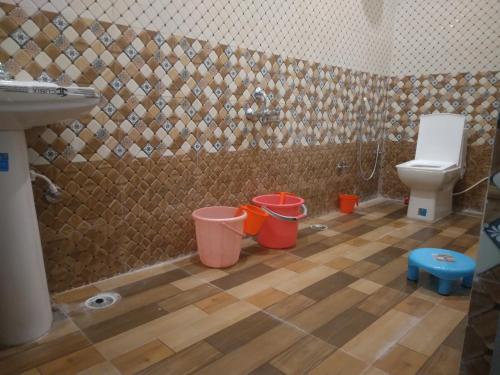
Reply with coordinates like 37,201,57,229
397,160,457,172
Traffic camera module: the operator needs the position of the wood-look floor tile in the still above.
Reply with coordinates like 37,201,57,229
158,301,258,351
170,276,205,291
291,241,331,258
409,227,442,242
305,243,357,264
394,295,435,317
53,285,101,305
285,259,317,273
415,345,461,375
265,293,315,319
82,303,168,343
386,274,419,294
206,311,279,353
343,241,389,262
393,238,422,250
0,332,91,375
345,237,371,246
365,246,406,266
211,263,275,290
95,305,207,360
342,309,419,363
309,349,367,375
38,346,105,375
442,318,467,351
345,224,377,237
245,288,289,308
19,370,41,375
374,344,427,375
195,292,239,314
112,340,173,375
379,235,401,245
358,286,407,316
158,283,219,312
364,257,407,285
325,256,356,270
300,271,357,301
399,305,465,356
318,232,354,247
226,268,297,299
419,235,454,249
248,363,285,375
448,234,479,253
199,324,305,375
69,283,182,330
94,264,178,291
270,335,336,375
391,225,427,240
313,307,377,347
275,265,337,295
72,361,121,375
343,260,380,277
114,268,189,297
290,288,367,332
263,253,301,269
362,367,390,375
360,225,397,241
349,279,383,295
136,341,221,375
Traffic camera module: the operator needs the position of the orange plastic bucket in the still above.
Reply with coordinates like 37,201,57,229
252,193,307,249
339,194,359,213
237,205,269,236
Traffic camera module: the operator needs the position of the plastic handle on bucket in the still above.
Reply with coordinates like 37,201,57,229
261,204,308,222
220,222,245,237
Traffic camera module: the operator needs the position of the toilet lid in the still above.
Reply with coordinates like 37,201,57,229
415,114,466,165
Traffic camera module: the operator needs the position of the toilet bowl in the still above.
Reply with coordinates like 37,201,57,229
396,114,467,222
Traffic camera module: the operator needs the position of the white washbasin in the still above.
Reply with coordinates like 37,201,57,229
0,80,100,130
0,79,100,346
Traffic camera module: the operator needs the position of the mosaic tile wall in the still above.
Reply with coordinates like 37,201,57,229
380,71,500,211
1,0,498,290
0,2,389,290
391,0,500,76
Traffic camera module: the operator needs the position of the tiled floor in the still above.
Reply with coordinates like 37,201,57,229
0,200,481,375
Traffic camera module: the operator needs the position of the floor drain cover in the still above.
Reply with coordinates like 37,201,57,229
84,292,120,310
310,224,328,231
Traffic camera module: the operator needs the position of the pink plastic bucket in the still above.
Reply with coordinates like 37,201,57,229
252,194,307,249
192,206,247,268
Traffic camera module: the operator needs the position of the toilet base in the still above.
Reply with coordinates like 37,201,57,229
407,188,453,223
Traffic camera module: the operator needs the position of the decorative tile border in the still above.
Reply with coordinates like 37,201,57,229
0,5,389,165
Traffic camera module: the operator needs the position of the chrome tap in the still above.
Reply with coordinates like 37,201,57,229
0,63,11,80
245,87,280,123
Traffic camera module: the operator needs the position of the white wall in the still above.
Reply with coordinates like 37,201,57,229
390,0,500,76
8,0,395,75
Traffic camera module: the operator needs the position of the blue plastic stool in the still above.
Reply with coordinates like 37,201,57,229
407,248,476,295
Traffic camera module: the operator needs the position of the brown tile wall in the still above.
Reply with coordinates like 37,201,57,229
33,144,379,292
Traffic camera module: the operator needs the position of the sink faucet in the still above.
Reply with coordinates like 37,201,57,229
0,63,11,80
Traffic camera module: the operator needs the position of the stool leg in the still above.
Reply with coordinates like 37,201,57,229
407,265,419,281
438,279,453,295
462,274,474,288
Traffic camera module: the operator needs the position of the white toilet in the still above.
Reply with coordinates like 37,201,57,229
396,113,467,222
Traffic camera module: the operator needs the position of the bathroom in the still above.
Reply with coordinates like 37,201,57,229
0,0,499,374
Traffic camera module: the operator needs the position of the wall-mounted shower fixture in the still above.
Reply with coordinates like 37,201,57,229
245,87,280,123
30,170,62,203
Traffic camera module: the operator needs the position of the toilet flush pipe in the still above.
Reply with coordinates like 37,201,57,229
452,176,488,196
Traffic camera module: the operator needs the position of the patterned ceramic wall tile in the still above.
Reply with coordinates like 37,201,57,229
391,0,500,76
0,4,389,164
1,0,395,75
